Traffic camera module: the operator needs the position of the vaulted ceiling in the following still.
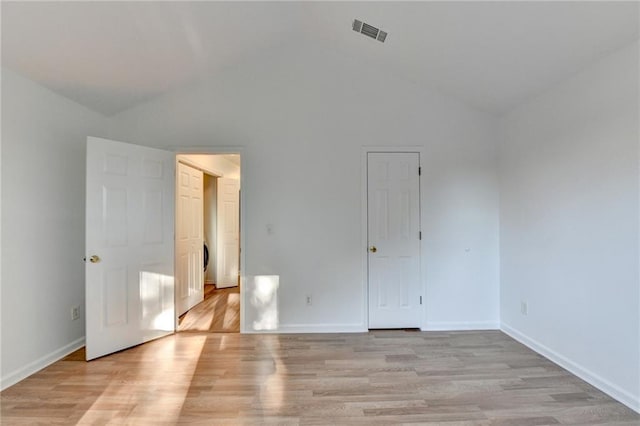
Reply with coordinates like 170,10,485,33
2,1,638,116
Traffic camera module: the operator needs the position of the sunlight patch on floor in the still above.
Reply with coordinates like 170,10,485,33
76,335,207,424
222,293,240,329
258,337,287,414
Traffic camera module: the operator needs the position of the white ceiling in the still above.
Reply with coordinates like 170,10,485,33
2,1,638,116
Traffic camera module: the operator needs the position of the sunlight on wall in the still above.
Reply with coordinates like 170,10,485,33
247,275,279,331
140,271,175,332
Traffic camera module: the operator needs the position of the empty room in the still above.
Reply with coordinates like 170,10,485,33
1,1,639,424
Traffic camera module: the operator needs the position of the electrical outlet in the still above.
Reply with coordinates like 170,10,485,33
520,301,528,316
306,295,312,306
71,305,80,321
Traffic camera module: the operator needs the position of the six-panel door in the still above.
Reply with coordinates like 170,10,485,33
85,137,175,360
367,152,422,328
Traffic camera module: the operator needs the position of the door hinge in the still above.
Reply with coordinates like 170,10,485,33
420,296,423,305
419,231,422,240
418,167,422,176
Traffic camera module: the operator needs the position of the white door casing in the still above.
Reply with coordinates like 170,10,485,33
216,178,240,288
85,137,175,360
176,162,204,316
367,152,422,328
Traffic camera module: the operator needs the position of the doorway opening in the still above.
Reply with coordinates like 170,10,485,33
174,153,241,333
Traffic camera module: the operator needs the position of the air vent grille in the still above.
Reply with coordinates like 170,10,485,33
361,23,379,39
352,19,387,43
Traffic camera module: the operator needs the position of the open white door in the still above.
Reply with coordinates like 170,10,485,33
367,152,422,328
85,137,175,360
176,162,204,316
216,178,240,288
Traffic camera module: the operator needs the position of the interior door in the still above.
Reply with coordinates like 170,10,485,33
85,137,175,360
367,152,422,328
176,162,204,316
216,178,240,288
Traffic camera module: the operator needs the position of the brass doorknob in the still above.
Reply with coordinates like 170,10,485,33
369,246,377,253
89,255,101,263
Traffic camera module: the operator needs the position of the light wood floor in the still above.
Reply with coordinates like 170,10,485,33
2,331,638,425
178,284,240,333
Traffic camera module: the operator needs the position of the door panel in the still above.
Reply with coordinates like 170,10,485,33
176,162,204,316
86,137,174,360
367,152,422,328
216,178,240,288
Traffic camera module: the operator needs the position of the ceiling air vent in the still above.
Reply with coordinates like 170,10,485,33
352,19,387,43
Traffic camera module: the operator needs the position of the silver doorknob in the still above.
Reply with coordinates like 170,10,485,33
89,255,101,263
369,246,377,253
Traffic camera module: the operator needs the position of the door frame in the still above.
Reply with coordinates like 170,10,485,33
361,146,426,330
172,147,246,332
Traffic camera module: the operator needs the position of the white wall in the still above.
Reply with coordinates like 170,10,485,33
499,41,640,410
109,40,500,332
1,69,108,388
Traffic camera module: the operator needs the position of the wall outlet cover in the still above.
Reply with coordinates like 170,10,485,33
71,306,80,321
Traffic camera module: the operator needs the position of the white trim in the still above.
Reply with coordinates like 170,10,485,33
423,321,500,331
637,83,640,416
360,150,369,329
244,324,367,334
501,323,640,414
361,146,427,330
176,156,223,177
1,337,85,391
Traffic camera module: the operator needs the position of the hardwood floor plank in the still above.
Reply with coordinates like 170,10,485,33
2,331,638,424
178,284,240,333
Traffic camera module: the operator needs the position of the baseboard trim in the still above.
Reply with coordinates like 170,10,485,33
501,323,640,414
1,336,85,391
422,321,500,331
243,323,367,334
243,321,501,334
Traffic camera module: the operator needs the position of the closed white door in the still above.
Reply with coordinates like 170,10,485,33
216,178,240,288
85,137,175,360
367,152,422,328
176,162,204,316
